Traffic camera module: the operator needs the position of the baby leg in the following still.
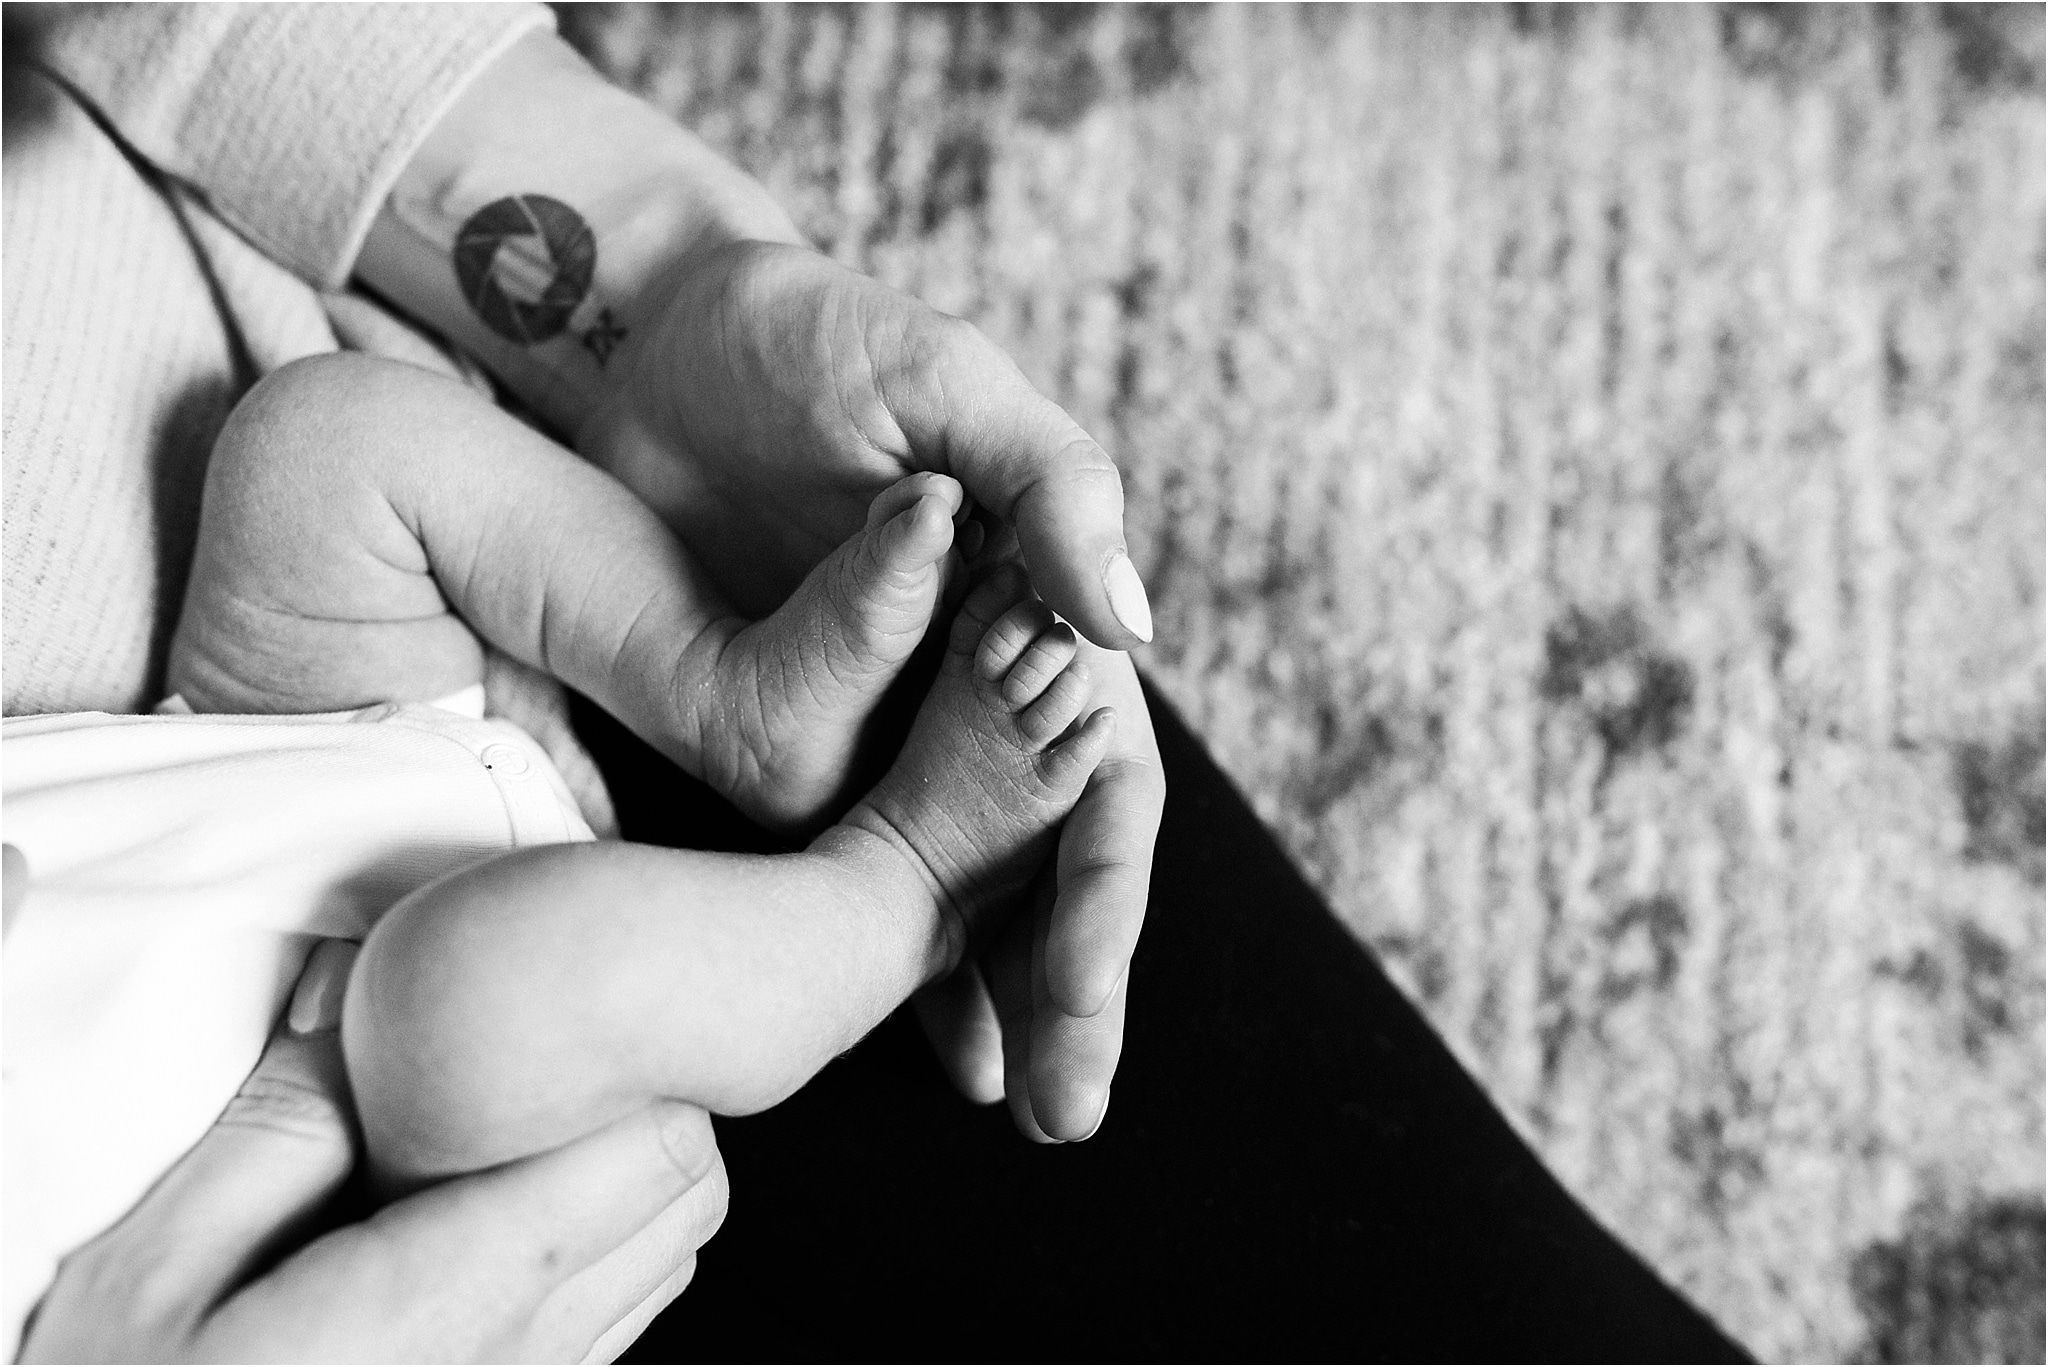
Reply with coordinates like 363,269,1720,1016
344,572,1111,1188
172,352,966,832
168,356,500,712
170,352,727,716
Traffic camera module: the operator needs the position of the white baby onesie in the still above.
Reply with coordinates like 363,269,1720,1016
1,694,593,1355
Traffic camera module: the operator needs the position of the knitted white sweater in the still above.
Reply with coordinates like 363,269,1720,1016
3,3,548,717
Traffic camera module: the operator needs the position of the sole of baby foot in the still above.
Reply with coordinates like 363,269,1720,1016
842,567,1116,959
709,473,965,833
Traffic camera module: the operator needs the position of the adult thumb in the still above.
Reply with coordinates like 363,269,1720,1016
25,943,362,1359
888,320,1153,651
182,940,363,1277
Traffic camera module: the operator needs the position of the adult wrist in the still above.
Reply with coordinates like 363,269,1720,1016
354,28,803,437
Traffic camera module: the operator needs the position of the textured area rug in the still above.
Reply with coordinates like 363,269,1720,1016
562,5,2045,1360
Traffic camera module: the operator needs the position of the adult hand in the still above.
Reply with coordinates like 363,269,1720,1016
580,244,1165,1139
581,240,1154,650
358,33,1163,1138
362,33,1155,647
20,942,728,1363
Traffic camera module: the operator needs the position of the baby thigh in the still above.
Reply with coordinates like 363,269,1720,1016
176,351,739,745
170,353,541,713
341,839,947,1191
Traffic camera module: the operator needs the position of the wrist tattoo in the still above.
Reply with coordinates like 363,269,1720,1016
454,195,626,365
581,307,628,365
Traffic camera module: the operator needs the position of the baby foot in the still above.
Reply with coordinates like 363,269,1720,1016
699,472,964,832
842,566,1116,955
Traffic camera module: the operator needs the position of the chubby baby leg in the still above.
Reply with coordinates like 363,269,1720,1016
168,355,500,712
168,351,721,716
171,351,965,832
345,572,1111,1188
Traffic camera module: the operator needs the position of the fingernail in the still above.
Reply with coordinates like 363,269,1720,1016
1103,551,1153,644
288,939,359,1035
655,1102,718,1184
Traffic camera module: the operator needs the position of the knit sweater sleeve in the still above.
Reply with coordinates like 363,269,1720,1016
34,3,554,292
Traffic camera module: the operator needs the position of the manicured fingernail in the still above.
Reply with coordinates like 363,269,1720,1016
1103,551,1153,643
288,939,359,1035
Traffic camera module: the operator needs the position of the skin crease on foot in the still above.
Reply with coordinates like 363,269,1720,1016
342,570,1115,1190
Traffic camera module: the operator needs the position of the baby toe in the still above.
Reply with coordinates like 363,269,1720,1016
999,622,1079,707
871,487,956,572
948,564,1031,656
975,600,1060,684
866,471,964,529
1036,706,1116,792
1017,657,1093,749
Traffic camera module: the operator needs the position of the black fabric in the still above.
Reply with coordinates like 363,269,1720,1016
574,680,1750,1363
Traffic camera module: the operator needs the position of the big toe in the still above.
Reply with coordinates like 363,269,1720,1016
866,471,965,534
814,477,961,665
872,489,957,577
861,473,965,586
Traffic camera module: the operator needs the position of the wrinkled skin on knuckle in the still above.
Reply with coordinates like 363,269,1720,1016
1084,759,1166,907
1105,749,1168,824
921,309,988,371
215,1071,354,1149
1047,756,1163,999
1016,449,1124,531
868,307,987,451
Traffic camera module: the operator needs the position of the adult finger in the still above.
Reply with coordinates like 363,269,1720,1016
1043,649,1164,1017
911,961,1006,1106
22,942,361,1362
1028,965,1129,1143
578,1254,698,1364
226,1101,726,1361
527,1153,728,1361
880,317,1153,651
984,885,1058,1144
988,869,1129,1144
